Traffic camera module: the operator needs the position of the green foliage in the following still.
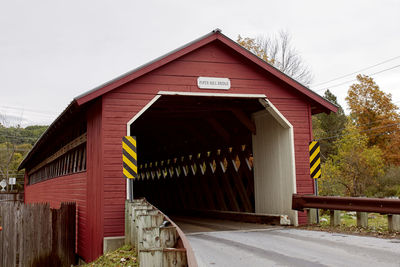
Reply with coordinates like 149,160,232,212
0,125,47,145
0,142,32,190
316,78,400,198
312,90,347,161
319,212,389,233
320,121,385,197
365,165,400,197
0,124,47,190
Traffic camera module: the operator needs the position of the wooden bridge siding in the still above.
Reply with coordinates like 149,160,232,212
86,99,105,262
24,172,88,260
263,98,313,225
101,42,314,236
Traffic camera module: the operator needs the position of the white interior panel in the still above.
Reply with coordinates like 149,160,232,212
252,108,298,225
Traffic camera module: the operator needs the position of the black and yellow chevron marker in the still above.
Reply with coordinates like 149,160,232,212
122,136,137,179
309,141,321,179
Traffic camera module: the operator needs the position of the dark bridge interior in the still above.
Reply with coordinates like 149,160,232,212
130,95,266,213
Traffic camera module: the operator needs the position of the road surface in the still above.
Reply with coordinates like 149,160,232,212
173,216,400,267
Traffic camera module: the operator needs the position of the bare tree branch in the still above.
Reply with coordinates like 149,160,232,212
253,30,313,85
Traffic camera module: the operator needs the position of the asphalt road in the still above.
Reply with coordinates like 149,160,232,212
173,217,400,267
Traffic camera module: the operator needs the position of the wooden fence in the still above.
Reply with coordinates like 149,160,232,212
0,202,76,267
0,192,24,203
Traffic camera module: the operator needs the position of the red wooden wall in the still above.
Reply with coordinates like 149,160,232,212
24,100,104,263
86,99,104,261
25,39,315,262
101,40,313,236
24,172,89,260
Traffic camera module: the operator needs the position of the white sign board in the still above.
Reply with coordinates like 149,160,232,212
9,177,16,185
197,77,231,90
0,179,6,191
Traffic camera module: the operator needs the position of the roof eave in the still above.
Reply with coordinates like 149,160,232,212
20,29,338,171
214,33,338,113
75,29,337,113
18,100,79,170
75,30,221,106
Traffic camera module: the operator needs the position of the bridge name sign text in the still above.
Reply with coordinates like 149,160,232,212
197,77,231,90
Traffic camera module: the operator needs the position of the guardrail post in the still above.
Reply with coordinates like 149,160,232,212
125,200,131,245
136,214,164,250
330,210,341,226
125,199,191,266
306,208,318,224
356,212,368,228
388,214,400,232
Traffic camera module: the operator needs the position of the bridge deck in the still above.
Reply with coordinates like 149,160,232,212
172,216,275,234
174,217,400,267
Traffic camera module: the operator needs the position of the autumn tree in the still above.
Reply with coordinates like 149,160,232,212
320,121,385,196
312,90,347,161
237,30,313,85
346,74,400,164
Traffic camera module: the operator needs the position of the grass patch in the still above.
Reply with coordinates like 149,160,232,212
80,245,138,267
299,211,399,238
319,212,388,232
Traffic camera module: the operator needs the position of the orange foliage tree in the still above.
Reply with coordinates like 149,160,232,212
346,74,400,164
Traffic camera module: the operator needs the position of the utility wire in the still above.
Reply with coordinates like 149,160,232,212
319,117,399,136
0,149,29,152
0,105,57,116
0,134,37,139
0,137,38,141
316,122,400,141
311,55,400,87
314,64,400,92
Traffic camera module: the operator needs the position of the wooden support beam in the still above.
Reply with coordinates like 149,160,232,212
237,145,255,200
224,148,253,212
206,117,230,143
194,153,216,210
28,133,87,175
204,152,228,211
230,108,256,134
215,152,241,212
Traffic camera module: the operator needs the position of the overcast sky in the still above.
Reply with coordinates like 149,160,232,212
1,0,399,126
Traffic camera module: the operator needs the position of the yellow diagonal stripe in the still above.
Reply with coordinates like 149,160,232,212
309,141,318,151
310,157,320,174
313,169,321,178
125,136,136,147
123,155,138,173
310,146,320,162
123,168,134,178
123,142,137,160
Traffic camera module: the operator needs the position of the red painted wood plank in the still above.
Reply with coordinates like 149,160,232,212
86,99,104,262
24,172,89,259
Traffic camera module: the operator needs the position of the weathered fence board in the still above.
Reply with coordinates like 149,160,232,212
0,192,24,203
0,202,76,267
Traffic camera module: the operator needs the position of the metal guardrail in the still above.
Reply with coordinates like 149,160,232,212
292,194,400,214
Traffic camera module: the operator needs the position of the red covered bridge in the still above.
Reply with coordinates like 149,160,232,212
19,29,337,262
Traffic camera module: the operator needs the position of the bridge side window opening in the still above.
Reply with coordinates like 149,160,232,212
28,118,87,185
